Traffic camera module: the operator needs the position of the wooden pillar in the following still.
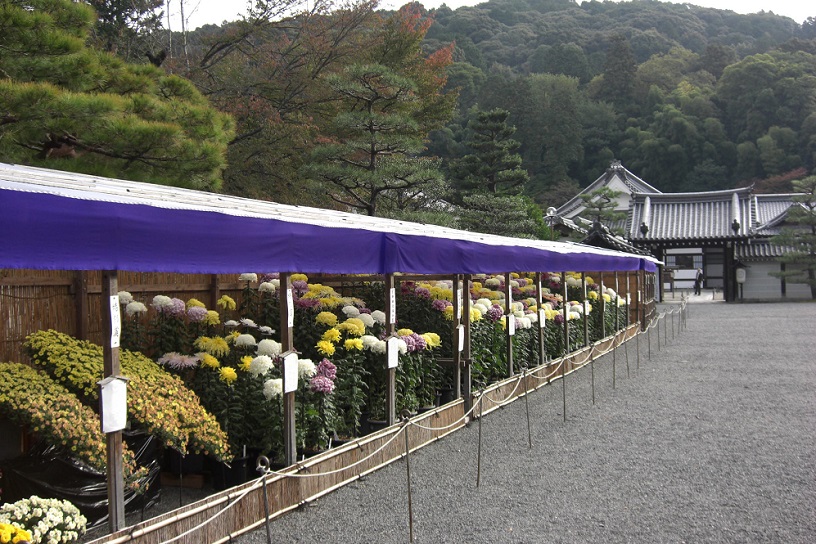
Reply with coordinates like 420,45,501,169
74,271,89,340
462,274,473,414
581,272,589,347
102,271,125,532
561,272,569,356
535,272,546,367
614,272,620,334
599,272,606,338
505,272,514,378
279,273,296,466
384,274,397,426
452,275,463,399
209,273,220,311
625,272,631,327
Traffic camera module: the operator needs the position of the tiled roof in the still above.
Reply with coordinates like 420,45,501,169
736,241,791,261
628,187,754,242
581,222,653,256
556,160,661,219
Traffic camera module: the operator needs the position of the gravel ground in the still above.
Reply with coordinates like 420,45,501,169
232,301,816,544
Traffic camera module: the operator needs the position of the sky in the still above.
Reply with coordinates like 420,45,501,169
168,0,812,31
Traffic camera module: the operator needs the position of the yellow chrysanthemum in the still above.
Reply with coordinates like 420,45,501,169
291,273,308,282
430,286,453,301
602,294,612,303
316,311,339,327
338,318,366,336
194,336,230,358
226,331,241,343
319,296,343,309
585,276,595,285
199,353,220,368
545,309,560,320
322,328,341,343
186,298,206,309
471,281,483,291
421,332,442,348
510,272,520,279
205,310,220,326
219,367,238,384
397,328,414,336
239,355,253,371
217,295,236,310
344,338,364,351
443,305,455,321
316,340,336,356
470,308,483,322
588,291,599,300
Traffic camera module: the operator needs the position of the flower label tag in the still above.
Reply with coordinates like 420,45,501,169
507,315,516,336
584,300,590,314
286,289,294,328
389,288,396,325
627,294,631,305
109,295,121,349
283,352,298,393
98,376,127,433
539,309,546,328
457,324,465,352
387,336,399,368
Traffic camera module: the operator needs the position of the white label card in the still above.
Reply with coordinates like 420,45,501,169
507,315,516,336
457,288,463,314
457,324,465,352
389,288,397,324
538,309,546,328
109,296,121,348
283,353,298,393
286,288,294,328
387,337,399,368
99,378,127,433
627,294,631,305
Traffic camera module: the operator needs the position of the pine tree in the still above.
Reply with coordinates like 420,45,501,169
0,0,233,190
771,176,816,299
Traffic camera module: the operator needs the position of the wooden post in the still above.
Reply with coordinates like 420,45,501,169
462,274,473,414
452,275,462,400
74,271,89,340
535,272,545,367
581,272,589,347
561,272,569,356
599,272,606,338
102,271,125,532
505,272,514,378
279,273,296,466
385,274,397,426
209,273,220,311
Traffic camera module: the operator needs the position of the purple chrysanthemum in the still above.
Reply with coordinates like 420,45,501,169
295,297,320,309
187,306,209,323
358,307,372,314
486,305,504,322
410,333,426,352
554,314,565,325
431,299,451,312
309,375,335,394
316,358,337,380
401,334,417,352
414,287,431,299
163,297,186,317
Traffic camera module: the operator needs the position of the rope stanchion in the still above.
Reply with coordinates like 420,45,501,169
476,392,484,488
401,412,415,544
522,367,532,449
256,457,273,544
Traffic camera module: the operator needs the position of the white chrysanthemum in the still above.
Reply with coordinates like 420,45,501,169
473,302,488,314
361,335,379,349
341,305,360,317
510,280,520,288
151,295,172,309
371,340,387,354
528,312,538,324
249,355,274,377
263,378,283,400
511,301,524,312
235,334,257,347
270,279,281,288
566,276,581,287
224,319,239,327
118,291,133,305
240,318,258,328
125,301,148,317
396,338,408,355
258,325,275,335
485,278,501,288
371,310,386,325
542,302,553,311
513,310,525,318
239,273,258,282
358,313,375,328
476,298,492,308
519,317,532,329
259,281,277,293
257,338,282,357
298,359,316,379
606,288,617,299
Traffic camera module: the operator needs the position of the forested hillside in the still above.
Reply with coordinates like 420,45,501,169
2,0,815,231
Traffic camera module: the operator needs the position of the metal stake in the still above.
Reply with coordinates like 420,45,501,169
403,417,414,544
476,393,484,488
523,369,532,449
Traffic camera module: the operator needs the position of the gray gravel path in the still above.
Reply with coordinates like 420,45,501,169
235,301,816,544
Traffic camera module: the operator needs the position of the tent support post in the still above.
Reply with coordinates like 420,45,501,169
280,273,296,466
385,274,396,426
535,272,546,368
452,275,463,400
505,272,514,378
462,274,473,415
102,270,125,532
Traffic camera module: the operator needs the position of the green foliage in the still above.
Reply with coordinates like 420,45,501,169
771,176,816,299
579,187,627,227
0,0,233,189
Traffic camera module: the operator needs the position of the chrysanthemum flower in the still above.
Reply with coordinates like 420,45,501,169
263,378,283,400
186,298,206,308
321,328,341,343
217,295,236,311
219,367,238,384
239,273,258,282
118,291,133,305
257,339,282,357
298,359,316,379
235,334,257,348
198,353,220,368
125,301,148,317
344,338,364,351
316,340,335,356
249,355,274,377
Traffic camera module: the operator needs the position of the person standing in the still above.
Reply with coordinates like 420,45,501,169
694,267,704,295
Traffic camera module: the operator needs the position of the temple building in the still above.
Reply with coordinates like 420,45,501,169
548,161,808,302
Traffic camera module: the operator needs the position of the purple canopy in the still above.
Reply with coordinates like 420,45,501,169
0,163,658,274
